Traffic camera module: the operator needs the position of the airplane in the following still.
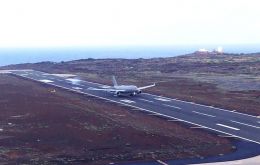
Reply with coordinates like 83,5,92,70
88,76,155,96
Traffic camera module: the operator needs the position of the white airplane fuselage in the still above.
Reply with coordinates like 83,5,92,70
113,85,141,96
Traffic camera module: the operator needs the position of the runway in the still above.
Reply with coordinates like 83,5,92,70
7,70,260,145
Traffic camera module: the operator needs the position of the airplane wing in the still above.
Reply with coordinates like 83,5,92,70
87,87,110,91
87,87,126,92
138,83,155,90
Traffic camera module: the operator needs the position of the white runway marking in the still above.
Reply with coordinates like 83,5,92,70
156,160,168,165
120,99,135,103
39,79,53,83
11,114,27,118
0,70,11,74
230,120,260,129
138,98,153,103
72,87,83,90
216,124,240,131
66,78,81,84
100,85,111,88
192,111,216,118
163,104,181,109
155,98,171,102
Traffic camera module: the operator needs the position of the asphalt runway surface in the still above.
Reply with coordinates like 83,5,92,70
8,70,260,145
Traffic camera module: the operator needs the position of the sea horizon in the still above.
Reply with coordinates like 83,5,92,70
0,44,259,67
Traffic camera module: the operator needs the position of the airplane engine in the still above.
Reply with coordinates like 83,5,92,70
130,92,137,96
137,90,142,94
115,91,121,96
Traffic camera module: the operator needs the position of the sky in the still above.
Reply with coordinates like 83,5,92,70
0,0,259,48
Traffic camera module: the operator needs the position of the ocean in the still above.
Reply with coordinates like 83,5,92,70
0,45,259,66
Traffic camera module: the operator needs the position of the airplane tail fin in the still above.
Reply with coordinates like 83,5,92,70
112,76,118,87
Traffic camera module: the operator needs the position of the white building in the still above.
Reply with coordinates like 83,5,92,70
195,47,224,55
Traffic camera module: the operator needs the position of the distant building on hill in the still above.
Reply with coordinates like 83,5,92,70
195,48,210,55
195,46,224,55
214,46,224,54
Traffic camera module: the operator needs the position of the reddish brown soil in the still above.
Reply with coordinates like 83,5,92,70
0,74,233,164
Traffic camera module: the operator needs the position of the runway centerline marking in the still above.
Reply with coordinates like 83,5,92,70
66,78,81,84
155,98,171,102
120,99,135,104
39,79,53,83
230,120,260,129
72,87,83,90
138,98,153,103
163,104,181,109
216,124,240,131
192,111,216,118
